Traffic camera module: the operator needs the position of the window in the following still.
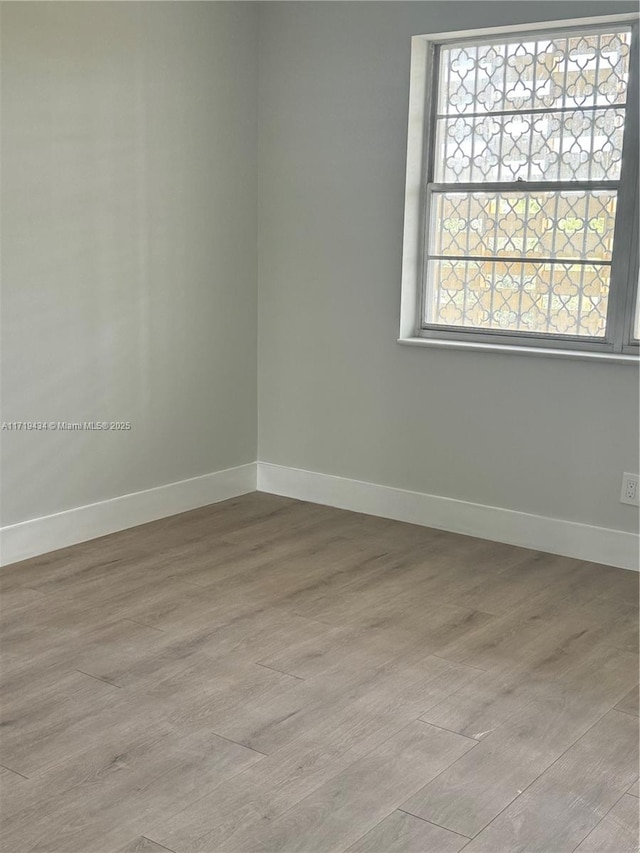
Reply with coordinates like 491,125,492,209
400,15,640,357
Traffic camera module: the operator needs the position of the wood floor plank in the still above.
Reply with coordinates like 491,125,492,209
453,551,586,615
209,652,478,755
283,533,493,623
420,622,635,741
615,684,640,717
169,525,380,592
259,597,493,683
145,656,301,739
219,500,353,549
402,644,639,837
345,810,468,853
150,656,478,852
64,608,327,691
573,794,640,853
0,668,123,776
221,720,475,853
119,538,386,636
1,493,636,853
2,728,263,853
433,594,600,673
0,718,169,821
318,539,538,625
280,549,422,622
464,710,639,853
572,593,639,653
1,656,286,783
0,574,202,659
256,622,388,680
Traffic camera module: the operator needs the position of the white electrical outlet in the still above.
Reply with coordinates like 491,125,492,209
620,473,640,506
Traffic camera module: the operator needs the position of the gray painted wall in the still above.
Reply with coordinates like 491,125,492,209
1,2,258,525
257,1,640,532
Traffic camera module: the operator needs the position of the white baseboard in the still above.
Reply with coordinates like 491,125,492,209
3,460,637,571
257,462,639,572
0,462,257,567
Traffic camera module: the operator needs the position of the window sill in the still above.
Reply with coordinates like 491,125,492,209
397,336,640,364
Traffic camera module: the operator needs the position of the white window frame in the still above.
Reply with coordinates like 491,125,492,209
399,14,640,362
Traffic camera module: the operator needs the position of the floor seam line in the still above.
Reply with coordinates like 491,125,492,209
255,662,305,681
73,668,122,688
416,719,480,742
396,808,473,839
611,706,638,718
141,836,179,853
208,730,269,757
0,762,29,780
430,653,489,672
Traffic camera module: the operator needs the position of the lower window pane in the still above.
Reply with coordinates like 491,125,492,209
430,190,617,262
424,259,610,337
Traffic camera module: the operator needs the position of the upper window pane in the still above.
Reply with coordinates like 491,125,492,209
435,30,631,185
434,109,625,182
438,31,631,116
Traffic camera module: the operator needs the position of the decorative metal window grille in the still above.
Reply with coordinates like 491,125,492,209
420,22,639,353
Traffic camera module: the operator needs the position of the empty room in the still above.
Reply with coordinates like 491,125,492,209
1,1,639,851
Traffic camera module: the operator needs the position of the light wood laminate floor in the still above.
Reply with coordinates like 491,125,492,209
0,492,638,853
